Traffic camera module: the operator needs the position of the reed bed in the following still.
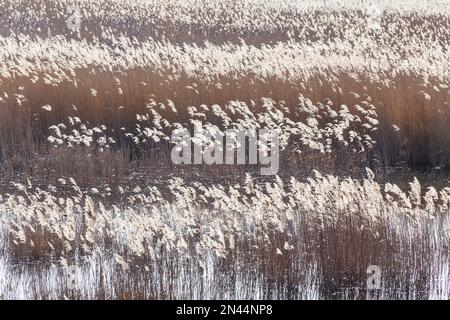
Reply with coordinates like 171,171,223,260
0,172,449,299
0,0,450,300
0,0,449,181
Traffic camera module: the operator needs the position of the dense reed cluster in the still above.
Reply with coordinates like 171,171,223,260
0,0,449,300
0,171,449,299
0,0,449,182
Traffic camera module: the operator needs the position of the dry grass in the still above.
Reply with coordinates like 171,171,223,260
1,70,449,182
0,0,450,300
0,172,449,299
0,1,450,180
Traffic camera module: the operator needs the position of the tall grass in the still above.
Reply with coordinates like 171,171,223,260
0,172,449,299
1,0,449,181
1,0,450,300
0,55,449,182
